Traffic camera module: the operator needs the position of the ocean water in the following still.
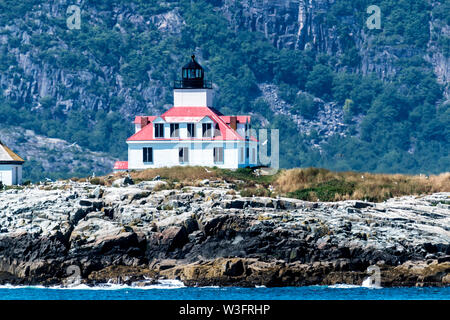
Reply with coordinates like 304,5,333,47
0,281,449,300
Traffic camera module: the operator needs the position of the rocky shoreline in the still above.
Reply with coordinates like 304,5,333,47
0,179,449,287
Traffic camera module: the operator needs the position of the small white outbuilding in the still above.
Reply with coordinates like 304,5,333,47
0,140,25,186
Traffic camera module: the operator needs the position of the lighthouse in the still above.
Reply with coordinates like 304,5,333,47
115,55,258,171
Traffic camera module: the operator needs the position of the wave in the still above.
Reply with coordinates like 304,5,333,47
0,279,186,290
361,277,382,289
327,281,382,289
327,284,363,289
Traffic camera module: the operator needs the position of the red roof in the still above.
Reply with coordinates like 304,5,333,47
113,161,128,170
127,106,257,142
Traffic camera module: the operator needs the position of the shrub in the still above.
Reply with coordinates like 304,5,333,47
293,94,319,119
305,64,334,99
240,187,271,197
90,177,105,185
287,180,355,202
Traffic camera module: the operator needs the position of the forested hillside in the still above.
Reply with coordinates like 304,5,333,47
0,0,448,181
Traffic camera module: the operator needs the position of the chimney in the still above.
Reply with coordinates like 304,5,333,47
230,116,237,131
140,117,149,128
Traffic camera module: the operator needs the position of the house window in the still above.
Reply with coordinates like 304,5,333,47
246,147,249,159
155,123,164,138
202,123,212,137
214,147,224,163
187,123,196,138
179,147,189,163
143,147,153,163
170,123,180,138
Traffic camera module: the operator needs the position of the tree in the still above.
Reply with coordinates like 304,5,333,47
305,64,334,99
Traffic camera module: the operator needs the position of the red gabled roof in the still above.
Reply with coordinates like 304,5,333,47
127,106,258,142
113,161,128,170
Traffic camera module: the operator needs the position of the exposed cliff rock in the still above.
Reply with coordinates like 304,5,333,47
0,2,180,118
220,0,335,51
220,0,449,91
0,180,448,287
425,1,450,99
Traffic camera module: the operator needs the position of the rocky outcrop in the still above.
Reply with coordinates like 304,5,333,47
0,180,448,287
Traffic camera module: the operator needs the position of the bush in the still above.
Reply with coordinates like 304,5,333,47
240,187,271,197
293,94,319,119
89,177,105,185
287,180,355,202
305,64,334,99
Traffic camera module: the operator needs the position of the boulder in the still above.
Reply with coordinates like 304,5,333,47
112,178,125,187
92,186,104,199
124,176,134,185
160,226,189,251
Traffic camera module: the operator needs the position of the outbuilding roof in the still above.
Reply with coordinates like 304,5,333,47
0,141,25,163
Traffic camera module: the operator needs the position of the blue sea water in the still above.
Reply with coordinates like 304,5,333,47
0,281,449,300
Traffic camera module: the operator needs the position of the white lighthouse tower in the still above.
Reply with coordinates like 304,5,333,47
173,55,214,108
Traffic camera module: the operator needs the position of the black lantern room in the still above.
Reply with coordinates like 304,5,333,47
174,55,212,89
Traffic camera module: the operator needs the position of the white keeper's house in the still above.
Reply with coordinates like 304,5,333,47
0,140,24,186
114,55,258,171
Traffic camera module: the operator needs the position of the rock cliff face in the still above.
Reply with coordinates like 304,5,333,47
220,0,334,51
220,0,449,95
0,2,181,118
0,180,448,287
426,3,450,99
